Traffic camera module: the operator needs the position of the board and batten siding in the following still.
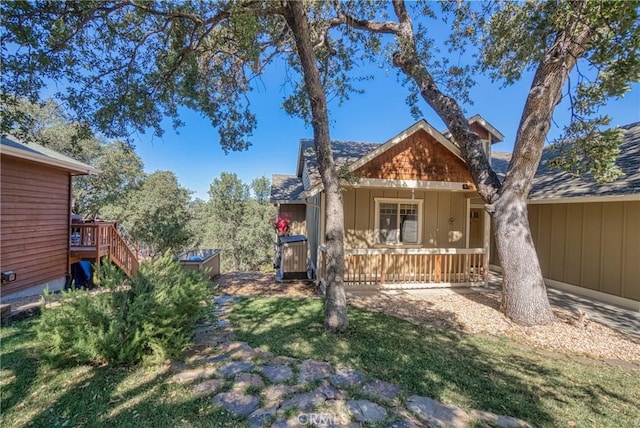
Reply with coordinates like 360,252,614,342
342,187,468,249
279,204,306,236
491,201,640,303
305,194,321,270
1,156,71,297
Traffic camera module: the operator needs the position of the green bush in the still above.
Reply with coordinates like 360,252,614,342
36,255,210,366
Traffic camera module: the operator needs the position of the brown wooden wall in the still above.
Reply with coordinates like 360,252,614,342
355,129,476,189
470,122,490,141
491,201,640,302
1,155,70,297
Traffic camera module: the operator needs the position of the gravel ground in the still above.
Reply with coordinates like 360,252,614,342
349,291,639,364
216,272,639,365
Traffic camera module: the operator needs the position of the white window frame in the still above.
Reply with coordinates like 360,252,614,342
374,197,423,246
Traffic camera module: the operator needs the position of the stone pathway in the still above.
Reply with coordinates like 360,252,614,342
170,295,531,428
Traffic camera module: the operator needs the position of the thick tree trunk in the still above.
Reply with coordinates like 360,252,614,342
284,1,348,332
336,0,599,326
491,194,555,325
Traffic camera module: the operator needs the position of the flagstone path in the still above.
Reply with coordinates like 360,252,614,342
170,295,531,427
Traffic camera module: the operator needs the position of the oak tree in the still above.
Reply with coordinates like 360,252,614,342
334,0,639,325
1,0,358,331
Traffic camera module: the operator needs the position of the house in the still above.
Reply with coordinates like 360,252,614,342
271,116,504,289
1,135,138,300
491,122,640,311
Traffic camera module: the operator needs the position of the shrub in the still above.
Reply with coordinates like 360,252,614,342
36,255,210,366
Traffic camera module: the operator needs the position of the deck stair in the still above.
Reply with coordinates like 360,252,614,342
70,222,138,277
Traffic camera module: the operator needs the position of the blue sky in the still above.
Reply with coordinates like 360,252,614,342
133,58,640,201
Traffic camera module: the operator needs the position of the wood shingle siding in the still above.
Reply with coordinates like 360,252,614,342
354,129,476,188
1,156,70,297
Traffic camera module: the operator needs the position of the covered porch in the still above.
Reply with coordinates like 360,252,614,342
318,246,487,289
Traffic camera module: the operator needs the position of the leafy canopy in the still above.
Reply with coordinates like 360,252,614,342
1,1,370,151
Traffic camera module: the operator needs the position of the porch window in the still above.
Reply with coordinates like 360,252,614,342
375,198,423,245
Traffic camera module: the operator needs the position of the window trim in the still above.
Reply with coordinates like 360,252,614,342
374,197,423,246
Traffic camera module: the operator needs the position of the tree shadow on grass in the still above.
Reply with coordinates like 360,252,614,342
0,318,246,428
229,297,640,427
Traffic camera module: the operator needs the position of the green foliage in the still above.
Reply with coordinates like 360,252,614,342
0,319,245,427
472,0,639,180
36,255,209,366
547,118,625,183
108,171,194,257
193,172,274,272
74,140,145,216
1,98,145,216
0,1,280,151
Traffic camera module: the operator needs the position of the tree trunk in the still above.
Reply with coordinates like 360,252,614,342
339,0,599,326
491,193,555,325
284,1,348,332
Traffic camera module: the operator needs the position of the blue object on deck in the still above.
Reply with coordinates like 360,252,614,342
188,256,203,261
71,261,93,288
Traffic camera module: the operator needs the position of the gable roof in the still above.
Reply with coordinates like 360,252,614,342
348,119,464,172
492,122,640,201
273,116,503,202
271,174,305,204
300,138,381,190
442,114,505,143
303,119,470,196
1,135,100,175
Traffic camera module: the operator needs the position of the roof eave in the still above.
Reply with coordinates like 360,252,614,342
1,144,100,175
271,199,306,205
527,193,640,204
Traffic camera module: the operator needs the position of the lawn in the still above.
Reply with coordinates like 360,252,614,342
229,297,640,428
2,297,638,428
0,318,244,428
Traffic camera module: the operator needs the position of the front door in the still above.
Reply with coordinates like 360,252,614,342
469,208,484,248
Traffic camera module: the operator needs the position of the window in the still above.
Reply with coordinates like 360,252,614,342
375,198,423,245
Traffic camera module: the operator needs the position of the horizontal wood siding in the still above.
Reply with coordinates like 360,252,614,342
343,188,468,249
354,129,476,189
528,201,639,301
1,156,70,296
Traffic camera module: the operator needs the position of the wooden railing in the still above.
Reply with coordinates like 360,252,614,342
70,222,139,277
318,246,486,288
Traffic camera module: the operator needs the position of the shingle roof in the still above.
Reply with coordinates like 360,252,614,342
1,134,100,175
492,122,640,200
300,138,381,189
271,174,305,203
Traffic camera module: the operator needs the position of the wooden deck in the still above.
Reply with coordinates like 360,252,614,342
318,246,487,289
70,222,138,277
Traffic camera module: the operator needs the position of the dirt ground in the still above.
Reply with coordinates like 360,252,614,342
215,271,640,365
215,271,318,297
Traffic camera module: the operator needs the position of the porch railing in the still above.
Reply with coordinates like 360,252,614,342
318,246,487,288
70,222,139,277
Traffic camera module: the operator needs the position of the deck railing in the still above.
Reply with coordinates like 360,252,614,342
318,246,487,288
70,222,139,277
